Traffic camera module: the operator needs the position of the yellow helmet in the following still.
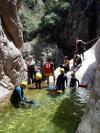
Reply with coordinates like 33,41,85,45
20,81,27,86
60,68,64,73
35,72,42,80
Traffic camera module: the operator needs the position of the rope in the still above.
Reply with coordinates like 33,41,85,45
85,36,100,44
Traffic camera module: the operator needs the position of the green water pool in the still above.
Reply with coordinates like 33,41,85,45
0,88,89,133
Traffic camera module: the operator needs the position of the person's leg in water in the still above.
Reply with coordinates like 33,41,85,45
35,80,41,89
11,100,19,108
57,82,61,90
35,80,38,89
62,82,65,92
38,80,41,89
47,76,49,85
65,74,68,88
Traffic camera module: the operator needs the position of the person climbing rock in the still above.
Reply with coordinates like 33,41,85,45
70,72,79,89
44,58,55,85
56,68,67,92
76,37,86,60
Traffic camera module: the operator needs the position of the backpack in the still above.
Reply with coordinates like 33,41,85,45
44,63,52,73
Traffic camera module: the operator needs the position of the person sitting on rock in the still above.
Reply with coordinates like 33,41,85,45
10,81,28,108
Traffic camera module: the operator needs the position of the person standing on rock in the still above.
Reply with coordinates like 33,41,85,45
76,37,86,60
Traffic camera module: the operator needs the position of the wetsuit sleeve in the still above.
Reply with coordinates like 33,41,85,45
69,78,72,87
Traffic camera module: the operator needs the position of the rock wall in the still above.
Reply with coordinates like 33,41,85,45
76,39,100,133
0,0,27,91
63,0,100,52
0,0,23,49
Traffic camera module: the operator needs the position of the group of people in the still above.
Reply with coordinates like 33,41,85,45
10,37,86,107
55,56,79,93
47,37,87,93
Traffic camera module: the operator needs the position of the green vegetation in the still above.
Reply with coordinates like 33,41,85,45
19,0,44,42
22,0,37,11
39,0,70,43
19,0,70,43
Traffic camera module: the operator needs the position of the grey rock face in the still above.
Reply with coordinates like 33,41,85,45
0,0,27,92
0,0,23,49
0,19,27,90
76,39,100,133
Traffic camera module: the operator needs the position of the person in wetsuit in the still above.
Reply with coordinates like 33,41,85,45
70,72,79,89
10,81,27,107
56,68,67,92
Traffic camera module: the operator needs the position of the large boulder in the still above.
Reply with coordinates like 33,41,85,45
76,39,100,133
0,19,27,90
0,0,27,95
0,0,23,49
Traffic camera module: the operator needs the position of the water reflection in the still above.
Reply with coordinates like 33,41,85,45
52,88,89,133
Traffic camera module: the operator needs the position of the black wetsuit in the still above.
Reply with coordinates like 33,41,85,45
70,77,79,88
10,86,24,107
77,41,84,55
56,73,67,92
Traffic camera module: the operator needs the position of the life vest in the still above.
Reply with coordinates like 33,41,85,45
44,63,52,73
